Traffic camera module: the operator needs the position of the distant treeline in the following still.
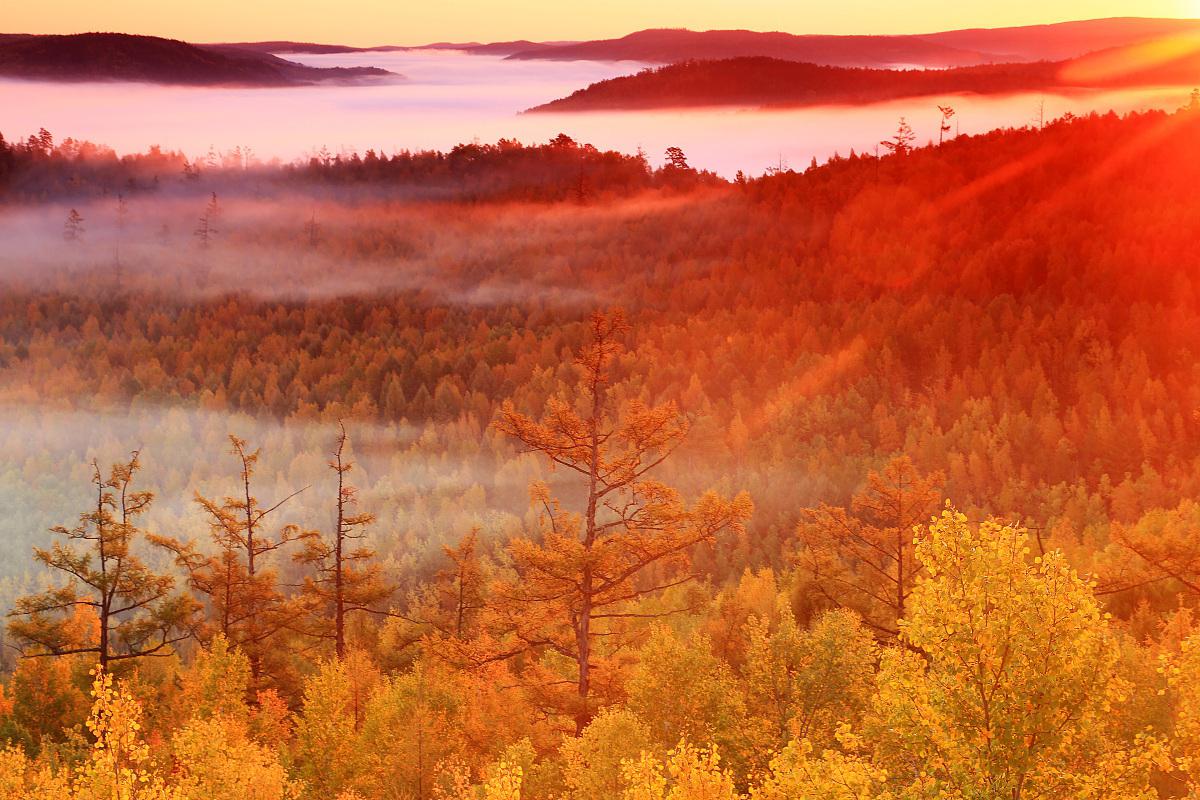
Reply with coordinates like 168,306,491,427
0,129,719,204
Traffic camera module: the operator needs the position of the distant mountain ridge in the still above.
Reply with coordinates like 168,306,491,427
918,17,1200,61
119,17,1200,73
506,28,1000,68
0,32,397,85
506,18,1200,68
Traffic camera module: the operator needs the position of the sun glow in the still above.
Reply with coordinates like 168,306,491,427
1060,29,1200,83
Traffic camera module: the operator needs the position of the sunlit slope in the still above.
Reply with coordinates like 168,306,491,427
922,16,1200,61
748,106,1200,304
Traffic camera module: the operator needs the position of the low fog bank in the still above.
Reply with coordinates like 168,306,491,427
0,190,716,303
0,404,544,609
0,393,750,612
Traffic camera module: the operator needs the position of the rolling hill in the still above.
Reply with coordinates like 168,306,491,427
0,32,396,85
528,40,1200,112
527,58,1058,111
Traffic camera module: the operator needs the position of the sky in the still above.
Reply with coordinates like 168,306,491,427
5,0,1198,46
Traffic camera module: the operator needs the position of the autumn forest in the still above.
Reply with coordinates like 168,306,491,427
5,22,1200,798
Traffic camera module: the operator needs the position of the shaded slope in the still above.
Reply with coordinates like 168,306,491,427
0,32,396,85
528,42,1200,112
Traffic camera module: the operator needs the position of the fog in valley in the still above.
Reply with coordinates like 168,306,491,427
0,187,743,601
0,406,539,612
2,49,1195,177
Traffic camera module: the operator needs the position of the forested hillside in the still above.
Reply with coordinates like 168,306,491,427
530,46,1200,111
528,57,1062,111
5,104,1200,798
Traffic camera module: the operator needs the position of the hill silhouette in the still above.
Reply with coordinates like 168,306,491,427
507,18,1200,68
0,32,396,85
506,28,999,68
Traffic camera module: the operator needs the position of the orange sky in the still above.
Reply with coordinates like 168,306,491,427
5,1,1197,46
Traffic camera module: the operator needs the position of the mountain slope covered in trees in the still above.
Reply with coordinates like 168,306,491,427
528,58,1060,111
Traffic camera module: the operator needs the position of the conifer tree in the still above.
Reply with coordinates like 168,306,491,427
151,436,303,687
494,310,752,733
795,456,943,636
63,208,84,242
295,422,393,658
880,117,917,156
8,454,195,671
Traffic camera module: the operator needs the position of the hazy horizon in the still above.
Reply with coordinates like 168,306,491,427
4,2,1198,48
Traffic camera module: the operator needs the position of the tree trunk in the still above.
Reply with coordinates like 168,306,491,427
335,450,346,659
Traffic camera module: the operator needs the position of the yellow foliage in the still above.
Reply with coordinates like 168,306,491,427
750,732,888,800
177,634,251,724
480,762,523,800
71,667,179,800
0,743,71,800
432,758,523,800
742,605,876,760
620,743,738,800
626,627,746,769
1163,629,1200,795
171,714,300,800
563,708,655,800
294,651,382,797
869,507,1162,800
349,660,471,800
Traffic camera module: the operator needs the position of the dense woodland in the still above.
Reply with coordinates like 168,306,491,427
5,104,1200,798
